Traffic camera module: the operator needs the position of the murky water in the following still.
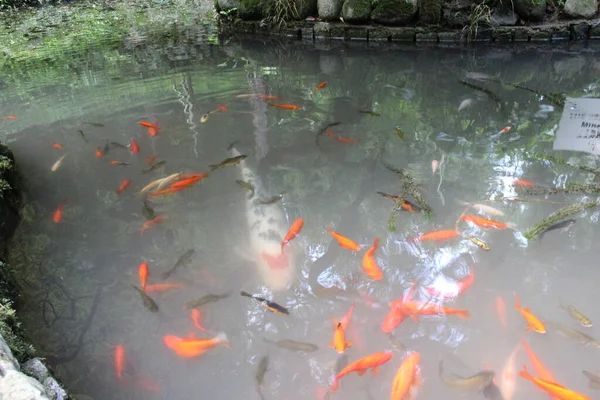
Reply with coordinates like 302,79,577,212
2,37,600,400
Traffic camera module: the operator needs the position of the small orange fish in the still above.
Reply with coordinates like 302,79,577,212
138,262,148,292
130,138,140,154
190,309,207,332
326,130,335,137
148,187,186,198
163,332,228,358
2,116,16,120
51,142,63,150
116,179,131,196
139,121,159,129
496,296,508,329
513,179,535,187
498,126,511,135
335,136,356,144
327,228,360,251
362,237,383,280
329,322,352,354
170,174,209,189
109,161,129,166
217,104,228,112
520,340,556,383
315,81,327,90
515,293,545,334
519,365,590,400
114,344,125,381
410,229,459,242
141,215,165,235
95,147,104,158
146,155,157,165
147,127,158,137
281,218,304,252
330,351,393,392
52,199,67,224
462,215,510,229
145,282,185,293
268,103,301,110
390,352,421,400
390,300,469,319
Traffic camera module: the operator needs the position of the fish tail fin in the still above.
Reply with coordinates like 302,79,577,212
518,365,531,380
514,292,520,309
230,147,241,157
240,291,253,298
329,379,339,393
506,222,518,231
372,237,380,249
457,310,470,319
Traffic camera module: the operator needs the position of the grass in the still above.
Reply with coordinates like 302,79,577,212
260,0,299,29
462,1,492,41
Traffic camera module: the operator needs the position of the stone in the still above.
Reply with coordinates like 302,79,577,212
22,359,67,400
238,0,264,20
416,31,438,41
217,0,239,11
493,27,515,41
438,31,462,41
341,0,372,22
442,9,470,28
419,0,441,24
314,21,331,37
368,27,391,40
296,0,318,18
570,22,589,39
371,0,418,25
530,27,551,40
513,0,546,21
345,26,368,39
590,21,600,38
318,0,344,19
513,27,530,40
389,27,416,40
563,0,596,18
491,0,518,25
0,370,48,400
551,28,570,40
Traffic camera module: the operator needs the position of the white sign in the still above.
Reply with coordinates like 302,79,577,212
554,97,600,154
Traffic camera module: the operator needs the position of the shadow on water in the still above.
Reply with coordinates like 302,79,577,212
1,35,600,399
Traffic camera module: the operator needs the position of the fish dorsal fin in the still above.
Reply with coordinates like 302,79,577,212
357,369,366,377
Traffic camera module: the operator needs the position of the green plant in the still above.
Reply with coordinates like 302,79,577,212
218,6,237,22
462,1,492,42
261,0,299,29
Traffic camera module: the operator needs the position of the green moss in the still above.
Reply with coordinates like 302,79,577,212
341,0,371,23
371,0,416,24
418,0,441,24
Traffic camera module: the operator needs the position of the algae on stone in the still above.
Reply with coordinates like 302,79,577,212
341,0,372,23
371,0,418,24
419,0,442,24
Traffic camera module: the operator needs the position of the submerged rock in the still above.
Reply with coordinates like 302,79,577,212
318,0,344,19
513,0,546,21
563,0,597,18
341,0,372,22
419,0,442,24
372,0,418,24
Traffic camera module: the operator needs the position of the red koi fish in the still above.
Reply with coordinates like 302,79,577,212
268,103,301,110
95,147,104,158
326,130,335,137
335,136,357,144
426,269,475,299
139,121,159,129
381,307,406,334
170,173,209,189
130,138,139,154
190,309,207,331
114,344,125,381
281,218,303,252
147,127,158,137
145,282,185,293
217,104,228,112
327,228,360,251
163,332,228,358
462,215,512,229
116,179,131,196
330,351,393,392
409,229,459,242
315,81,327,91
51,142,63,150
519,365,590,400
1,116,16,120
148,187,186,198
513,179,535,187
138,262,148,292
141,215,165,235
52,199,67,224
362,237,383,280
498,126,511,135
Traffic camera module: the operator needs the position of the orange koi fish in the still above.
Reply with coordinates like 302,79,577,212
462,215,512,229
315,81,327,91
519,365,590,400
515,293,545,333
498,126,511,135
268,103,301,110
327,228,361,251
362,237,383,280
1,116,16,120
114,344,125,381
138,262,148,292
381,307,406,334
148,187,186,198
147,127,158,137
130,138,139,154
217,104,228,112
329,322,352,354
170,173,209,189
139,121,159,129
391,352,421,400
520,340,556,383
116,179,131,196
190,309,207,332
326,130,335,137
426,269,474,299
141,215,165,235
410,229,459,242
109,161,129,166
163,332,228,358
496,296,508,329
281,218,303,252
145,282,186,293
391,300,470,319
51,142,63,150
335,136,357,144
95,147,104,158
52,199,67,224
330,351,393,392
146,155,157,165
513,179,535,187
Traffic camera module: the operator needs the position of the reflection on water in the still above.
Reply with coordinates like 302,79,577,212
2,38,600,399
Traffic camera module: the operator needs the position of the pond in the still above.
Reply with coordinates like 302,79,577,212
1,35,600,400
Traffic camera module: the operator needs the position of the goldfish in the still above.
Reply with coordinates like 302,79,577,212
209,155,247,171
315,81,327,91
109,161,129,166
496,296,508,329
51,154,67,172
52,199,67,224
327,228,360,251
500,346,518,400
147,126,158,137
410,229,459,242
515,293,545,333
171,173,209,189
468,236,490,250
520,340,556,383
138,262,148,291
1,116,16,120
281,218,303,252
95,147,103,158
330,351,393,392
426,269,474,299
391,352,421,400
240,291,289,315
339,303,355,330
146,155,157,165
50,142,63,150
130,138,139,154
334,136,356,144
116,179,131,196
519,365,591,400
561,304,592,327
268,103,302,110
161,249,195,280
217,104,228,111
362,237,383,280
137,173,180,196
497,126,511,135
185,292,230,309
114,344,125,381
390,297,469,319
131,284,158,312
326,130,335,137
329,322,352,354
145,283,185,293
163,332,228,358
139,121,159,129
439,361,494,390
513,179,535,187
376,192,422,213
263,338,318,352
140,215,165,235
462,215,514,229
148,187,185,198
381,307,407,334
432,160,439,174
190,309,207,331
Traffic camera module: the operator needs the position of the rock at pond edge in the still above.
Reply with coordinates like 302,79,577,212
372,0,418,25
563,0,597,18
419,0,442,24
318,0,343,19
342,0,372,23
513,0,546,21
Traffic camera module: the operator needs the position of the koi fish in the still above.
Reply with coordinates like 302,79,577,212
130,138,139,154
520,340,556,383
200,113,209,123
381,307,406,334
1,116,16,120
426,269,474,299
362,237,383,280
109,161,129,166
114,344,125,381
513,179,535,187
51,154,67,172
131,284,158,312
334,136,356,144
519,365,591,400
391,352,421,400
52,199,67,224
170,173,209,189
462,215,514,229
339,304,354,330
162,249,195,280
145,283,185,293
190,309,207,331
141,215,165,235
515,293,545,333
209,155,247,171
95,147,103,158
329,322,352,354
163,332,228,358
139,121,159,129
432,160,439,174
138,262,148,292
561,304,592,327
185,292,230,309
148,187,185,198
147,127,158,137
391,300,470,319
458,201,505,217
217,104,228,111
146,155,157,165
281,218,303,252
499,345,518,400
439,361,494,390
330,351,393,392
116,179,131,196
240,291,289,315
496,296,508,329
51,142,63,150
327,228,360,251
497,126,511,135
137,173,180,196
263,338,318,352
410,229,459,242
326,130,335,137
268,103,301,110
315,81,327,91
376,192,422,213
